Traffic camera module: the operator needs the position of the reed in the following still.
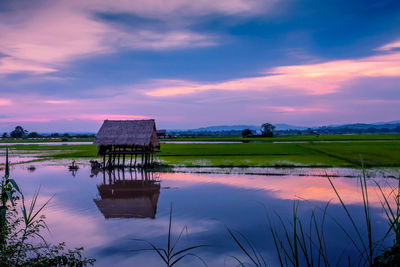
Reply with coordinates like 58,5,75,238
228,164,400,266
0,148,95,266
132,204,209,267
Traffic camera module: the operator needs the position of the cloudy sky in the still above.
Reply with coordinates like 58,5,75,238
0,0,399,132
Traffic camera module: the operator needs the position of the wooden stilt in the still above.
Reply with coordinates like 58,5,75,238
107,170,112,184
112,147,116,167
117,148,120,167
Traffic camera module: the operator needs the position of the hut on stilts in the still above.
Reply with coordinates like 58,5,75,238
93,119,160,169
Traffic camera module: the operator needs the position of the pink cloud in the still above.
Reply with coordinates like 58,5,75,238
0,93,150,125
44,100,75,105
0,117,53,123
144,50,400,97
375,40,400,51
76,114,150,121
0,0,273,75
264,106,328,113
0,57,57,75
0,98,12,106
0,114,149,123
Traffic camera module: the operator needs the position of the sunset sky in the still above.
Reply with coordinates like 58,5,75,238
0,0,399,132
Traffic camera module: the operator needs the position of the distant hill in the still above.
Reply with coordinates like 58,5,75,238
168,121,400,134
169,124,308,133
319,122,400,130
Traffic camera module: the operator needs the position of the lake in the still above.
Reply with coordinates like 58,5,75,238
9,162,397,266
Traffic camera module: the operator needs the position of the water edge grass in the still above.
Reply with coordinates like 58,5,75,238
2,140,400,167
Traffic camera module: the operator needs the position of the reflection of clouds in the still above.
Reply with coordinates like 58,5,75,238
159,172,395,207
11,164,396,266
43,209,107,248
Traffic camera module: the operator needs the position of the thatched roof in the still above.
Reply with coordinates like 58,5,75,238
93,119,159,147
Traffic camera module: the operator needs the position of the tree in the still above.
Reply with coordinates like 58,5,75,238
1,133,7,139
27,132,41,138
241,129,253,138
9,126,28,138
261,123,275,137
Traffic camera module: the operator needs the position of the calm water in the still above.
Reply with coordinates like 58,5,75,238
9,163,397,266
0,141,92,146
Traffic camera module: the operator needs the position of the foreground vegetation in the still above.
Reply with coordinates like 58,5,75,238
135,169,400,266
2,136,400,167
1,149,95,266
227,170,400,266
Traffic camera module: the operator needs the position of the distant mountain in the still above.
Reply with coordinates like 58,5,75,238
186,125,259,132
320,122,400,130
168,124,308,132
274,124,308,131
373,120,400,125
167,121,400,133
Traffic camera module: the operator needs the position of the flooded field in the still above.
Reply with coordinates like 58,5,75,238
9,162,398,266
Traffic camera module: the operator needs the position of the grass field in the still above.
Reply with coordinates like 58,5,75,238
1,134,399,144
2,134,400,167
162,134,400,142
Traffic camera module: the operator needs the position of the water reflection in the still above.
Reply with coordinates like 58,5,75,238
10,163,399,266
94,170,160,219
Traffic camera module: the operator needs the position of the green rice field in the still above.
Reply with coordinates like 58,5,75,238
1,134,400,167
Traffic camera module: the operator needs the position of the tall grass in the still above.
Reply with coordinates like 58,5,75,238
228,166,400,266
132,204,209,267
0,148,95,266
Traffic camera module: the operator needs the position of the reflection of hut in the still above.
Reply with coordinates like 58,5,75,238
94,170,160,219
93,119,160,168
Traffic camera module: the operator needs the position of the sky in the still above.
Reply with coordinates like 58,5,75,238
0,0,400,132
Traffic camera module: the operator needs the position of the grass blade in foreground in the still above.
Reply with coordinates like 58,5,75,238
132,204,209,267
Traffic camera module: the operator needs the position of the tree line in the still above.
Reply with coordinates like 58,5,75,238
1,126,95,139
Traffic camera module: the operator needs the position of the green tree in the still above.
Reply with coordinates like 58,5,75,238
1,133,7,139
9,126,28,138
27,132,41,138
261,123,275,137
241,129,253,138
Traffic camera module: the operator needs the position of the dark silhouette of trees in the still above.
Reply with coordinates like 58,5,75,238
241,129,253,138
1,132,7,138
261,123,275,137
10,126,28,138
27,132,41,138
